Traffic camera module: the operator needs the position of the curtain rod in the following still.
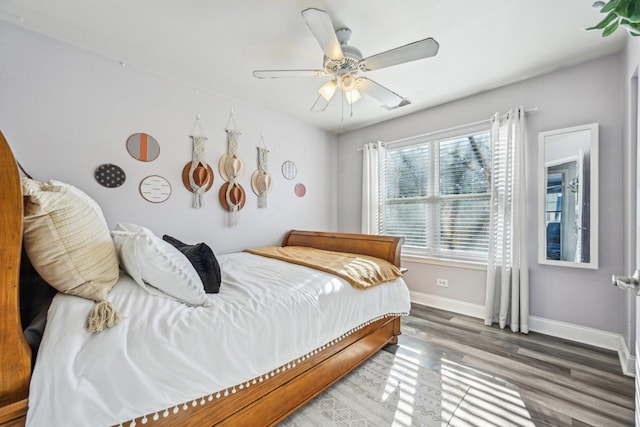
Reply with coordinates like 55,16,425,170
356,107,538,151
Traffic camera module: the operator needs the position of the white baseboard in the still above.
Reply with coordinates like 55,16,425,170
410,291,635,377
529,316,636,377
410,291,485,319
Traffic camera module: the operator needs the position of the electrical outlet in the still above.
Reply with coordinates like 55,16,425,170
436,278,448,287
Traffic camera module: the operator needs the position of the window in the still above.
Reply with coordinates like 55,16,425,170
380,130,491,261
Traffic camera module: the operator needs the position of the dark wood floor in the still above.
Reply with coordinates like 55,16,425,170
382,304,635,427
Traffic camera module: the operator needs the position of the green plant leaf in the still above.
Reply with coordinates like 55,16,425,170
593,0,607,8
614,0,633,16
621,19,640,33
621,18,640,27
625,1,640,22
603,19,620,36
614,0,640,22
586,11,619,30
601,0,619,13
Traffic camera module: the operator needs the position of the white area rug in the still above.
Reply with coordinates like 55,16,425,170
279,350,468,427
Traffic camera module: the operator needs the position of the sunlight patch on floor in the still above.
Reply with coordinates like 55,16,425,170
379,353,420,427
442,359,535,427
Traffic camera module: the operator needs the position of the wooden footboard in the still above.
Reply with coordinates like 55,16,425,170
124,316,401,427
0,129,405,427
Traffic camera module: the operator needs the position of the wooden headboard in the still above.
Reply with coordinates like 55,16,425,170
0,131,31,416
284,230,404,268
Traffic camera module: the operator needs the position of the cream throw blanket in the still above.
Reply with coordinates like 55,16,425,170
245,246,402,289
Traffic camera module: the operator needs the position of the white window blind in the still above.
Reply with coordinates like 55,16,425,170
380,130,491,261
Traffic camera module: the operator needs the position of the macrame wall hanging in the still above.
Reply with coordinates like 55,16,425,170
182,115,214,208
218,110,246,226
250,134,272,208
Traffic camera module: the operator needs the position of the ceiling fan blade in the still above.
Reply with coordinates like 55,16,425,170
301,8,344,61
357,77,410,109
310,94,330,112
359,38,439,71
253,70,327,79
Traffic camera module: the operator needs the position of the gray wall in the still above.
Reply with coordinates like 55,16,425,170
0,21,338,254
337,54,625,334
0,19,629,336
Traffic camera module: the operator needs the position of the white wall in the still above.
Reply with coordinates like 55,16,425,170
0,21,338,254
337,54,626,335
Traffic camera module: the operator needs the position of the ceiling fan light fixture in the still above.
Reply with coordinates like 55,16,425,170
318,79,338,101
345,89,362,105
340,74,357,92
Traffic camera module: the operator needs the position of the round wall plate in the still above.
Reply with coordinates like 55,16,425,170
95,163,126,188
282,160,297,180
139,175,171,203
126,133,160,162
295,183,307,198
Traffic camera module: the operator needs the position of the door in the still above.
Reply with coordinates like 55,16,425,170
635,159,640,425
635,76,640,426
613,74,640,425
636,133,640,426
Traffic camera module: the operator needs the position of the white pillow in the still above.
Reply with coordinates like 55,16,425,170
111,223,210,307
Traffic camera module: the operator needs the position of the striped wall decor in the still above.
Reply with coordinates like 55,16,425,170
127,133,160,162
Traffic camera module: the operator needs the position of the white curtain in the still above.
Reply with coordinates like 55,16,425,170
361,141,385,234
484,107,530,333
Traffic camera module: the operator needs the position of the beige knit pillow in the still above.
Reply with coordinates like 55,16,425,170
22,178,121,332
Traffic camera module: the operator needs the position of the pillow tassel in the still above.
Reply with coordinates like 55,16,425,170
86,300,122,333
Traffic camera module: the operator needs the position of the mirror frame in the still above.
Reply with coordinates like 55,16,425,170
538,123,599,269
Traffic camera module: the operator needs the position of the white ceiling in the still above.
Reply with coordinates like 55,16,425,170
0,0,627,134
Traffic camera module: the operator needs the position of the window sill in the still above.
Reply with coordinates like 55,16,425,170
401,255,487,271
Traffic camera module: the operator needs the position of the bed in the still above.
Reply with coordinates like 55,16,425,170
0,130,409,427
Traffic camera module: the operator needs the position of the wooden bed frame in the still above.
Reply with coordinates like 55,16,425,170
0,130,405,427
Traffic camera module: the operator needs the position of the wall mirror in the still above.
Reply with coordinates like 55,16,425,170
538,123,598,269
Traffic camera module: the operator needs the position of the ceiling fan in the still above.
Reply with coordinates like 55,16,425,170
253,8,439,112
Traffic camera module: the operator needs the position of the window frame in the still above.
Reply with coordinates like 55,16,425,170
379,125,492,263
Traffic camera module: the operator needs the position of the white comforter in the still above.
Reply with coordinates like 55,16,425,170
27,252,410,427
